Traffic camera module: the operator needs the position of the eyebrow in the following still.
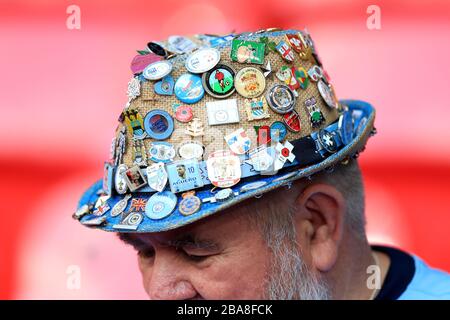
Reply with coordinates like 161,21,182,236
117,233,220,251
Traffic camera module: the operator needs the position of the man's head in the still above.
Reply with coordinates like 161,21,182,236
119,159,368,300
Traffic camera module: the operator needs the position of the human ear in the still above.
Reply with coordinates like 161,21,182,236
294,183,346,272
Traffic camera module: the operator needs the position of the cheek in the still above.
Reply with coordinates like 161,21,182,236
193,247,271,299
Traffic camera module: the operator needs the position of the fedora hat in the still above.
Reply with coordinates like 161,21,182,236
74,28,376,233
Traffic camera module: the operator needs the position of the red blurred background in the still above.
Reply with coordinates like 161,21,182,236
1,0,450,299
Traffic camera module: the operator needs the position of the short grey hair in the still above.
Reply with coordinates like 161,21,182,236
244,159,366,299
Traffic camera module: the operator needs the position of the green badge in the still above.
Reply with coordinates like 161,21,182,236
230,39,265,64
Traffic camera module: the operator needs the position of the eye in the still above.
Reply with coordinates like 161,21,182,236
185,252,209,262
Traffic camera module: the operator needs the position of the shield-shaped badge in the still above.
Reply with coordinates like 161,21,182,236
146,162,168,192
225,128,251,155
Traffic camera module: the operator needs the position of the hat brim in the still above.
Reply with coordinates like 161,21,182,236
77,99,375,233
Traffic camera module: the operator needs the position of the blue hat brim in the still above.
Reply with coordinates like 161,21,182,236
77,99,375,233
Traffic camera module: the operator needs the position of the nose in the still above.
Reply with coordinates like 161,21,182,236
145,249,198,300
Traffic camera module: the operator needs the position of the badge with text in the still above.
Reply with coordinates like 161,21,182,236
167,159,204,193
206,99,240,125
206,150,241,188
146,162,168,192
148,142,176,163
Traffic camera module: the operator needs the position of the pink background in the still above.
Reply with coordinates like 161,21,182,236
1,0,450,299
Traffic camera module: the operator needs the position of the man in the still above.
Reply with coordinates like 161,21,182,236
75,28,450,300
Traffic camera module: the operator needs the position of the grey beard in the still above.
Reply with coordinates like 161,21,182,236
265,242,331,300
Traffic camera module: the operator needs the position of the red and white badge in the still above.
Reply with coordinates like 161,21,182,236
206,150,241,188
175,105,193,123
274,141,295,171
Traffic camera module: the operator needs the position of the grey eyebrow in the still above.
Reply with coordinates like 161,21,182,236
166,238,219,250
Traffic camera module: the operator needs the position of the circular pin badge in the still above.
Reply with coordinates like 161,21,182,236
270,121,288,141
318,129,338,153
215,188,235,202
145,191,178,220
143,110,174,140
185,48,221,74
338,111,354,145
234,67,266,98
266,84,296,114
202,64,235,99
143,60,173,80
239,181,268,193
179,192,201,216
175,105,193,123
174,73,205,104
318,80,338,109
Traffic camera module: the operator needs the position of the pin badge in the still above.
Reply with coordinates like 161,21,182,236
297,32,313,61
276,66,299,91
177,141,204,160
283,110,301,133
255,125,271,145
130,198,147,212
185,48,221,73
284,34,304,53
103,162,114,196
81,216,107,227
93,196,110,217
225,128,251,155
146,162,168,192
167,159,204,193
143,110,174,140
318,80,338,109
266,84,296,114
292,67,309,90
245,146,273,171
276,40,295,62
245,97,270,121
73,204,92,220
234,67,266,98
308,65,324,82
185,118,205,136
113,212,143,230
179,191,201,216
127,77,141,100
132,139,147,167
154,75,174,95
130,53,162,75
145,191,178,220
148,142,176,163
318,129,339,153
260,60,272,78
305,97,325,128
206,99,240,126
203,188,238,203
143,60,173,80
206,150,241,188
274,141,295,171
146,41,169,57
174,73,205,104
239,181,268,193
202,64,235,99
113,126,126,166
124,166,147,191
338,111,354,145
123,109,147,140
174,105,193,123
115,164,129,194
111,194,132,217
168,35,198,54
270,121,288,142
230,39,265,64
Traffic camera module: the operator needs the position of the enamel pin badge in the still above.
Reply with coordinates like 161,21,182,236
166,159,204,193
225,128,251,155
206,150,241,188
146,162,168,192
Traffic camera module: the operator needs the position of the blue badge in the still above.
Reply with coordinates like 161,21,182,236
145,191,178,220
148,142,176,163
166,159,204,193
143,110,174,140
154,75,174,96
339,111,354,145
174,73,205,104
270,121,288,142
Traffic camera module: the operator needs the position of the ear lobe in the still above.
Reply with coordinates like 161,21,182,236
296,184,346,272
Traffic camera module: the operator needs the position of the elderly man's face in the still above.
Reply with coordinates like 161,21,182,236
123,205,271,299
